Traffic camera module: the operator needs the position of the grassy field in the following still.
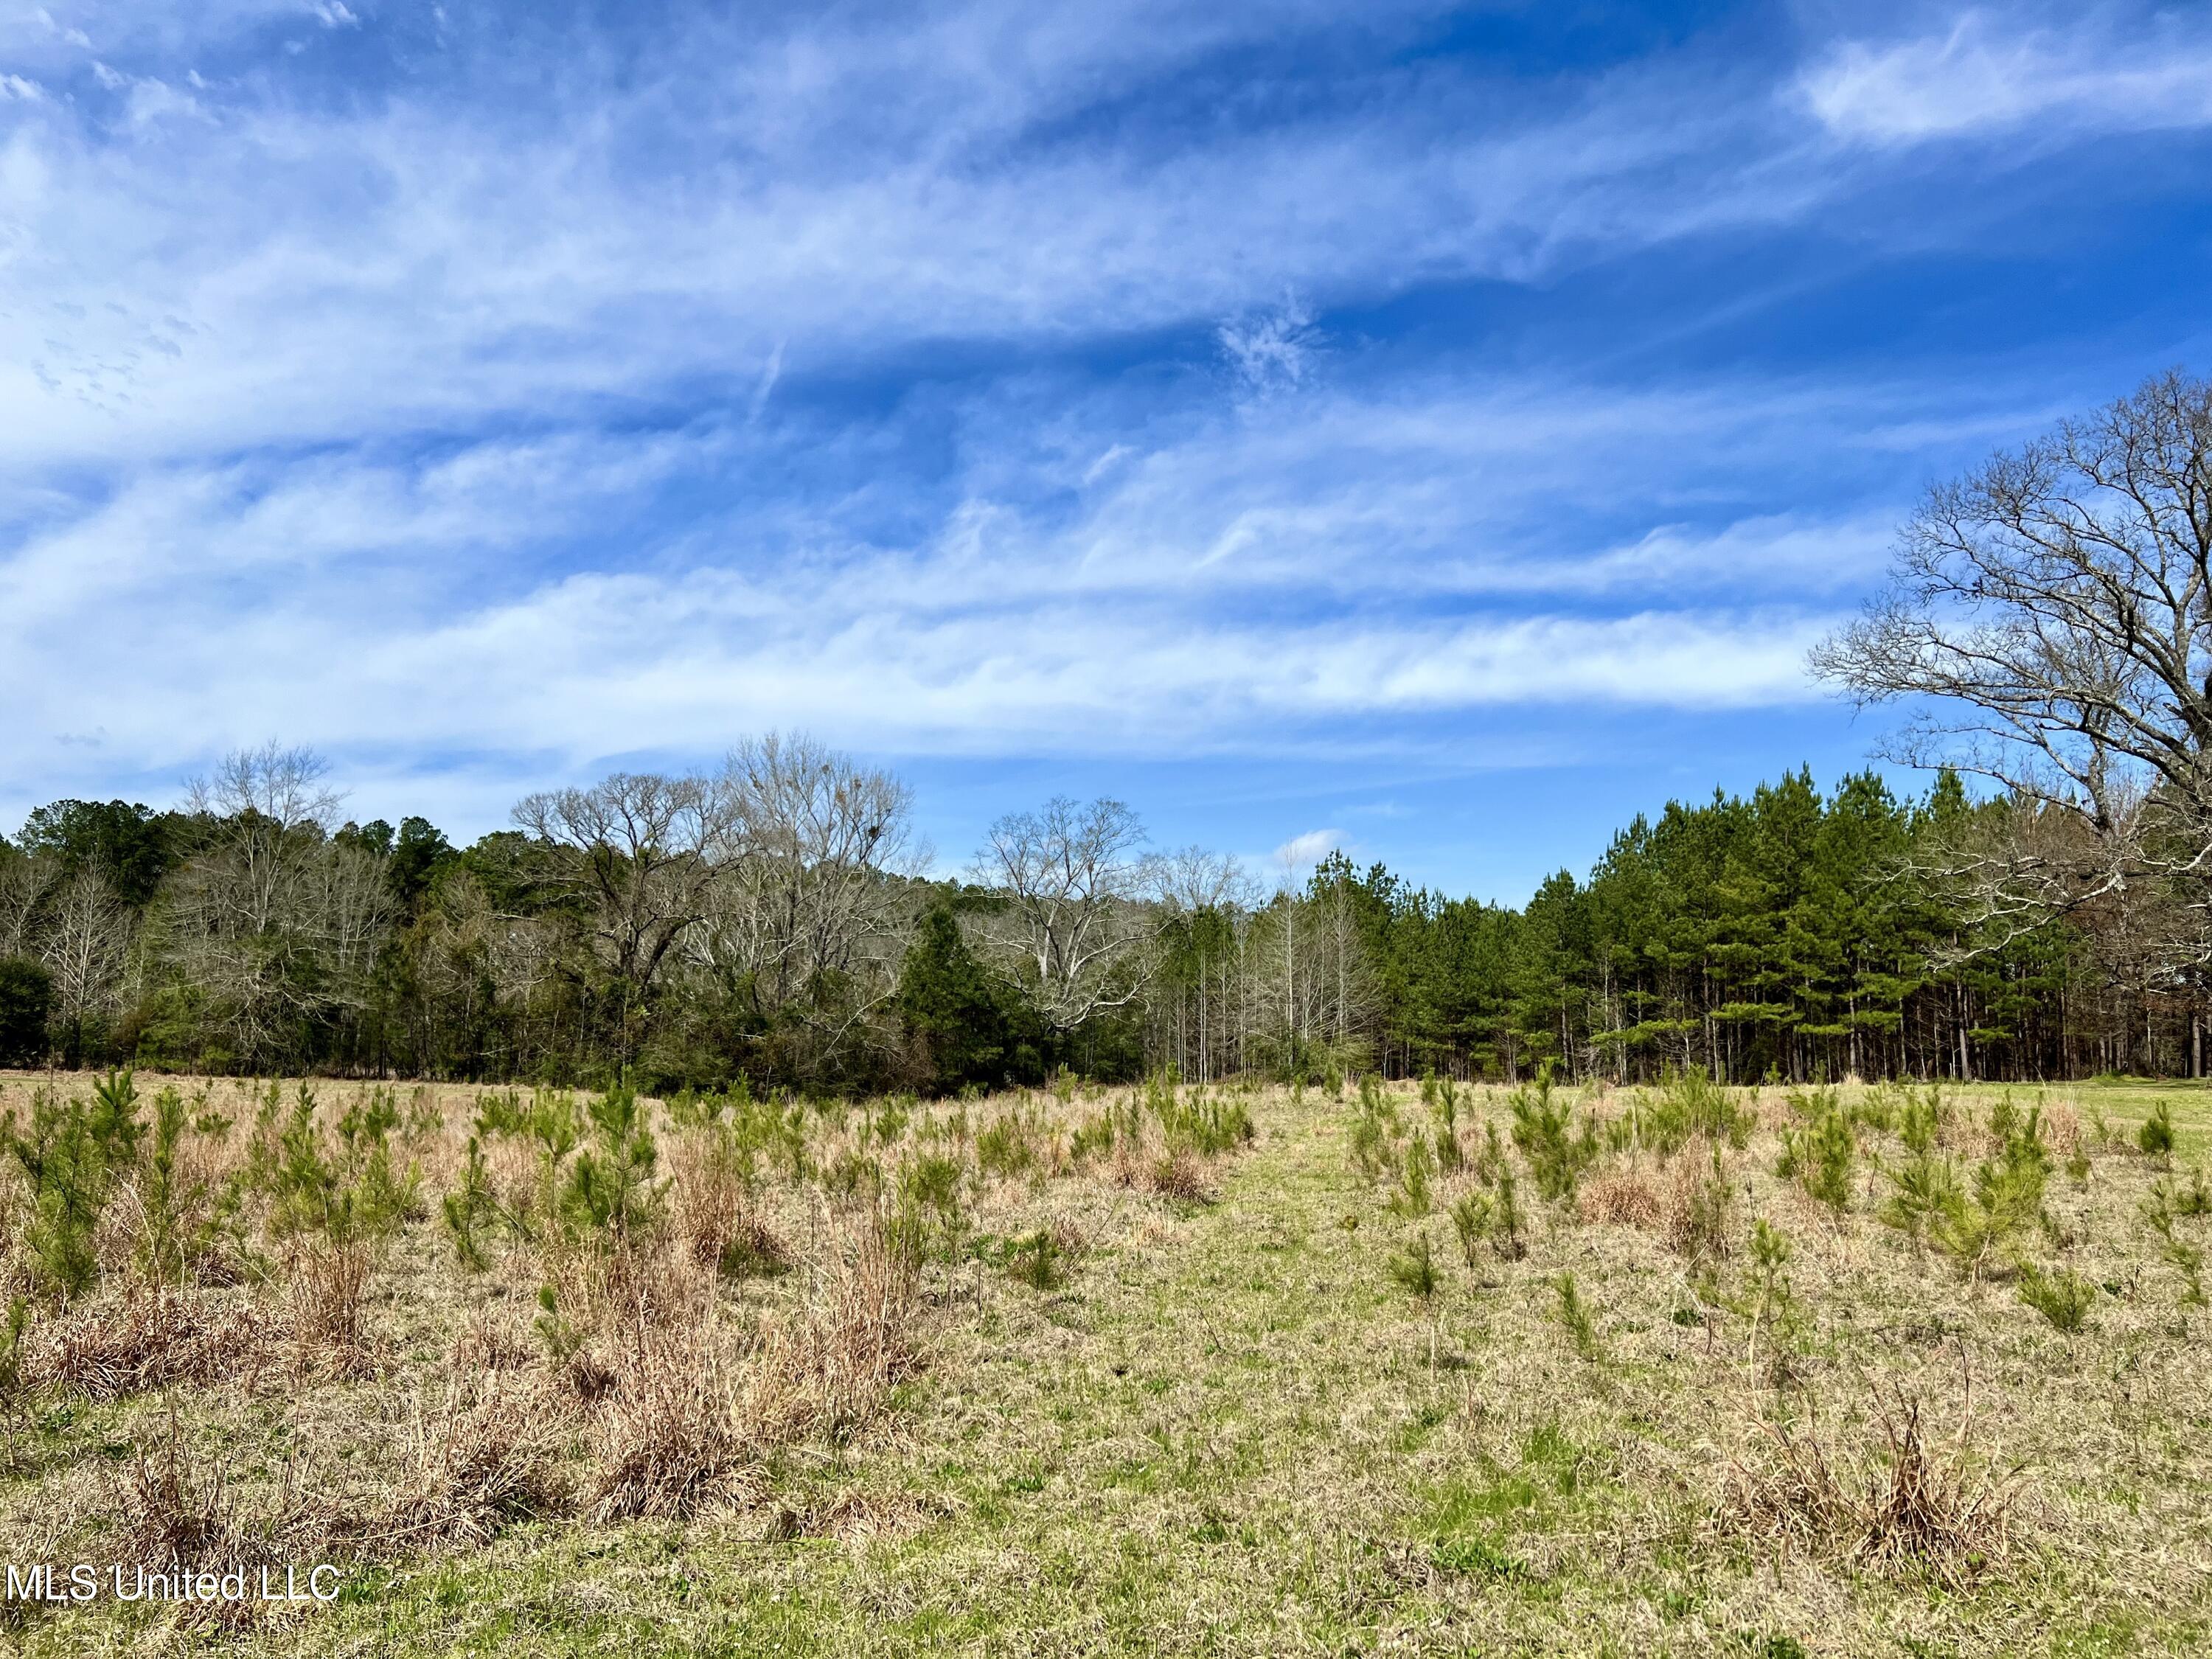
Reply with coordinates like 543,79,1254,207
0,1070,2208,1656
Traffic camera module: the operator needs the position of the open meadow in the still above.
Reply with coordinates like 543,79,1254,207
0,1068,2207,1657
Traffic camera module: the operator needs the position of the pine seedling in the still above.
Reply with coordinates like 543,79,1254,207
2140,1102,2177,1161
1509,1071,1597,1203
0,1297,27,1402
560,1079,664,1240
1450,1192,1486,1269
1009,1228,1063,1291
533,1284,586,1366
1879,1152,1961,1244
5,1088,119,1296
1796,1104,1857,1213
1388,1230,1443,1370
1393,1133,1435,1217
2018,1264,2096,1333
1741,1218,1797,1356
442,1135,504,1271
1552,1270,1600,1360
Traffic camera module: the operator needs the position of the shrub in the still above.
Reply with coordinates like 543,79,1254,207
0,956,52,1067
975,1110,1040,1180
1741,1219,1796,1341
2142,1186,2207,1304
1429,1076,1464,1172
2139,1102,2177,1160
265,1082,418,1250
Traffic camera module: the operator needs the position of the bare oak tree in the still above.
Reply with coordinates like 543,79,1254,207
0,852,56,960
695,734,921,1065
161,744,392,1061
1812,369,2212,970
41,864,134,1063
972,796,1154,1032
512,771,734,1053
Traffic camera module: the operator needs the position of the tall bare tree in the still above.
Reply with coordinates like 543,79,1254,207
695,734,920,1066
160,744,392,1062
1812,370,2212,982
972,796,1154,1032
512,771,734,1056
0,851,56,960
41,865,133,1065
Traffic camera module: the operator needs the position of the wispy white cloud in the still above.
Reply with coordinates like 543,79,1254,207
0,0,2196,846
1219,294,1322,399
1801,9,2212,145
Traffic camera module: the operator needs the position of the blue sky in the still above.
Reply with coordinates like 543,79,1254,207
3,1,2210,902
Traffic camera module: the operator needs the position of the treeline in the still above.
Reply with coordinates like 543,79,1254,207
0,742,2199,1093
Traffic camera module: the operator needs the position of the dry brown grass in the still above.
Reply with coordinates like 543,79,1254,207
1578,1166,1661,1228
1719,1382,2018,1588
1147,1150,1208,1202
26,1289,280,1400
1661,1135,1734,1261
384,1376,572,1547
590,1326,751,1523
746,1217,921,1446
288,1240,372,1378
450,1305,535,1374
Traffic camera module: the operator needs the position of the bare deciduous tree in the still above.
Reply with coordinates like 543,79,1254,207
41,864,134,1063
972,796,1154,1032
695,734,921,1065
0,852,57,960
512,771,734,1052
1812,369,2212,973
161,745,393,1062
1148,845,1258,914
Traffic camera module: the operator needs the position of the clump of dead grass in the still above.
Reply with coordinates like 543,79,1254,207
1579,1167,1661,1228
100,1404,333,1627
747,1219,921,1445
27,1289,281,1400
288,1241,372,1378
591,1326,751,1522
679,1164,787,1280
1663,1137,1734,1262
1718,1383,2019,1588
383,1376,572,1546
1147,1150,1209,1202
450,1305,535,1373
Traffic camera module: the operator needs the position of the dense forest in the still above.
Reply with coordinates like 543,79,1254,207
0,745,2195,1092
